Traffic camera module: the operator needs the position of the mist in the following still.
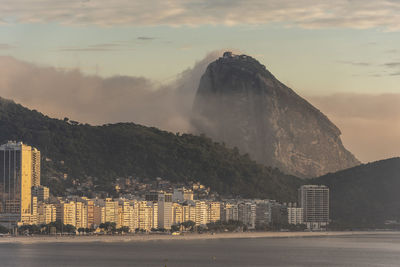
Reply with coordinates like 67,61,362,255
0,53,398,163
307,93,400,163
0,52,220,133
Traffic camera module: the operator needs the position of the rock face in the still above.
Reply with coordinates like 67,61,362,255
191,52,360,178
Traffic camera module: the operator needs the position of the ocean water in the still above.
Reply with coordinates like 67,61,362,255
1,234,400,266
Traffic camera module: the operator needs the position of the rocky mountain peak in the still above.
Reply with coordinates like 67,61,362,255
191,52,360,178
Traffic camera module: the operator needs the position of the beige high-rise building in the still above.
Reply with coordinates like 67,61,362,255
172,203,183,225
287,203,303,225
119,200,133,230
137,201,152,231
135,201,158,231
31,148,41,187
86,200,95,228
105,198,119,224
62,201,76,226
149,202,158,229
238,202,256,229
75,201,87,229
208,202,221,223
172,188,194,202
38,203,57,225
254,200,273,226
0,141,40,225
31,196,38,225
195,201,208,226
157,192,172,230
183,190,194,201
182,204,196,223
93,205,105,226
129,200,139,231
32,186,49,202
221,203,239,222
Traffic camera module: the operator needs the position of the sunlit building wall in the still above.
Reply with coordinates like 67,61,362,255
208,202,221,223
172,202,183,225
38,203,57,225
75,201,87,229
86,200,95,228
158,192,172,230
62,201,76,226
105,198,119,223
93,205,105,226
195,201,208,226
137,201,152,231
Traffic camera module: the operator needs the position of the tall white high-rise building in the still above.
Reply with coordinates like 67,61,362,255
208,202,220,223
105,198,119,224
221,202,238,222
298,185,329,230
287,203,303,225
238,202,256,229
157,192,172,230
195,201,208,226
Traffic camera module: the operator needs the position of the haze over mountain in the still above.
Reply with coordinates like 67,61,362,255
192,52,360,178
0,53,398,163
0,96,399,226
0,97,301,201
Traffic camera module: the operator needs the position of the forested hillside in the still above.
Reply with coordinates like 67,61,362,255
0,98,302,201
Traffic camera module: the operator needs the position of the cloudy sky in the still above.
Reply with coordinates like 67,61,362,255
0,0,399,163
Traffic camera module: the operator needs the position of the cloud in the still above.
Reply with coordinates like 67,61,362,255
307,93,400,162
2,0,400,31
137,37,156,41
0,43,15,50
0,51,220,133
338,60,371,66
383,62,400,68
0,53,397,164
58,43,133,52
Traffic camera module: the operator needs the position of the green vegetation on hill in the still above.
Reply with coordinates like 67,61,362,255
0,98,302,201
1,97,399,227
314,157,400,227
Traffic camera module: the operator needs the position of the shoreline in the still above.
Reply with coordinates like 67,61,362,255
0,231,398,244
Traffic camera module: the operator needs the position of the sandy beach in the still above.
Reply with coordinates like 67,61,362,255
0,231,398,244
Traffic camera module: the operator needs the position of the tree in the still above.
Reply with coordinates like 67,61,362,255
0,225,9,234
99,222,117,234
181,220,196,231
171,224,180,232
117,226,130,234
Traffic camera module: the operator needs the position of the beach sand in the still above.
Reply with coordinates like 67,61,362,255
0,231,397,244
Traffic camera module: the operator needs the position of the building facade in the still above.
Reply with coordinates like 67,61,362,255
287,203,304,225
0,141,40,226
298,185,329,230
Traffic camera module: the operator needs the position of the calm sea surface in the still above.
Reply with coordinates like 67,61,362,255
1,234,400,267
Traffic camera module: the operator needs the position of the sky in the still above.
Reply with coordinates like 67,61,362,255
0,0,399,163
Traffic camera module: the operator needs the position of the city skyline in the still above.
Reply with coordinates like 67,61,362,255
0,141,325,232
